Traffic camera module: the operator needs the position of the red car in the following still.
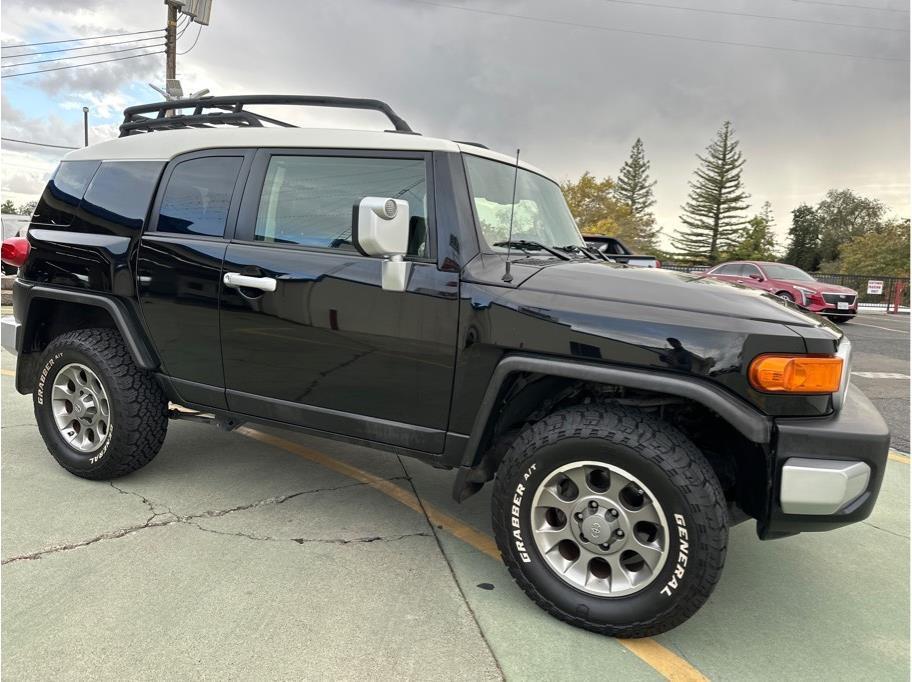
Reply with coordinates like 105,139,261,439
703,261,858,322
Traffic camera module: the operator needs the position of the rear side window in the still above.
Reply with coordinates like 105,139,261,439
157,157,243,237
253,155,429,256
32,160,100,226
80,161,164,233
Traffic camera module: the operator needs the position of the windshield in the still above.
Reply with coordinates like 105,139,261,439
761,264,817,282
463,154,585,252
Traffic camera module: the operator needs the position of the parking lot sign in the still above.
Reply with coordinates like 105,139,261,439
867,280,884,295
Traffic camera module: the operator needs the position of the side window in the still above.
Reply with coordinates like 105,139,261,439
157,157,243,237
731,264,750,277
32,160,100,226
81,161,164,233
712,264,733,275
254,155,430,257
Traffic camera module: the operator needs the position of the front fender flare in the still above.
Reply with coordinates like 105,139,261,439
460,353,772,470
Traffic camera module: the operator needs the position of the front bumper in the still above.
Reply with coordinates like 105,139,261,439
759,384,891,539
807,302,858,316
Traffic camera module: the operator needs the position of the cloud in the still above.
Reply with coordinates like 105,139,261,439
0,0,908,239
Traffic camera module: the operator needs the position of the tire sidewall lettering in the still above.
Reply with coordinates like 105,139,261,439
511,463,537,563
35,351,63,406
660,513,688,597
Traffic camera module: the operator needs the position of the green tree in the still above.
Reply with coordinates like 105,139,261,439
614,138,656,219
561,171,659,253
673,121,750,264
726,201,778,261
815,189,886,263
1,200,16,214
613,138,661,252
824,218,909,276
783,204,821,271
18,200,38,216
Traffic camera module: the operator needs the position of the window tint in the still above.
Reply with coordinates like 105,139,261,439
32,160,100,226
81,161,164,232
157,157,242,237
712,264,735,275
254,155,429,256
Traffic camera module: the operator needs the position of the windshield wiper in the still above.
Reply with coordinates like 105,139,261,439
493,239,572,261
557,244,599,261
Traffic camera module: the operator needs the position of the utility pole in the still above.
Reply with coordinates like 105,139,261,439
165,1,179,82
82,107,89,147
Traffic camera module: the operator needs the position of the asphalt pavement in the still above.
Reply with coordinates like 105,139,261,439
1,312,908,680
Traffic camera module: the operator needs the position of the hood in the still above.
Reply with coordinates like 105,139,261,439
783,279,857,295
514,260,827,327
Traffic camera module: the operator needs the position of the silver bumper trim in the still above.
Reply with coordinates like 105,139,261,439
1,315,20,355
780,458,870,515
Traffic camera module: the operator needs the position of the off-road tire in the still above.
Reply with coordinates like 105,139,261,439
492,404,727,638
34,328,168,480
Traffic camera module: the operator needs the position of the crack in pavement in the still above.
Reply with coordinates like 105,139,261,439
861,521,909,539
189,522,432,545
3,476,411,565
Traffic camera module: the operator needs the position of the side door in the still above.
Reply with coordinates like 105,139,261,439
218,149,459,453
137,149,254,408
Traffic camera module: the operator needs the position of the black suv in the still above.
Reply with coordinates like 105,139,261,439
0,96,890,637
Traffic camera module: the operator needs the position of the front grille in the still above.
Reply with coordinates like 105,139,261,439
822,293,857,306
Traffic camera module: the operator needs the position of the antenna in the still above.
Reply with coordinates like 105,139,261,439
502,148,521,283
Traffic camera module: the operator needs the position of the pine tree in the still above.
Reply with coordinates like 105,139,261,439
614,138,656,220
673,121,750,264
783,204,822,271
612,138,662,252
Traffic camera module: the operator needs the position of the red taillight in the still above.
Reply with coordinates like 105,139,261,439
1,237,30,268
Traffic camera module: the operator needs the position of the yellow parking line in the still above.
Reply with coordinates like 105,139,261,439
889,449,910,464
0,368,15,377
238,426,707,682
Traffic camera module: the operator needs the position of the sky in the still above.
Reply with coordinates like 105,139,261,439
1,0,909,250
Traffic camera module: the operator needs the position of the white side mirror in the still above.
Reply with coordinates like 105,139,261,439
354,197,411,292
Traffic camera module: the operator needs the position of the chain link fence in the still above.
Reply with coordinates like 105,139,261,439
661,264,909,311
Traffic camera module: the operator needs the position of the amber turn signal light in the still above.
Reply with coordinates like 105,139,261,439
749,355,843,394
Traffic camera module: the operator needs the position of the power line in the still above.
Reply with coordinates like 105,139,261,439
789,0,910,13
178,24,203,55
1,27,165,51
3,43,165,69
1,34,166,59
599,0,908,31
1,50,164,79
400,0,908,62
2,137,78,150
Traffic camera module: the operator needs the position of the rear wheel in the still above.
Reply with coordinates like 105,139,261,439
34,328,168,479
492,405,727,637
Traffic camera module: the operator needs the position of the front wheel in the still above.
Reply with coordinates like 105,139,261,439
492,405,727,638
34,328,168,480
829,315,854,324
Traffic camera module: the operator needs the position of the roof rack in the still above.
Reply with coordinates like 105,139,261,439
119,95,416,137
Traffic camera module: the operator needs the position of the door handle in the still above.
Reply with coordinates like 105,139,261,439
223,272,277,292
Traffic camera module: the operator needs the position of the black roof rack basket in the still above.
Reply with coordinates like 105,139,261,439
119,95,416,137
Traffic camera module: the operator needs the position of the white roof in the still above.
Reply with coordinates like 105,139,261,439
63,127,550,178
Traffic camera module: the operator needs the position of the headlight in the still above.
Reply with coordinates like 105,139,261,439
794,286,816,305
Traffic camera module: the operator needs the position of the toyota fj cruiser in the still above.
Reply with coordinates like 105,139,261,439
0,96,891,637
